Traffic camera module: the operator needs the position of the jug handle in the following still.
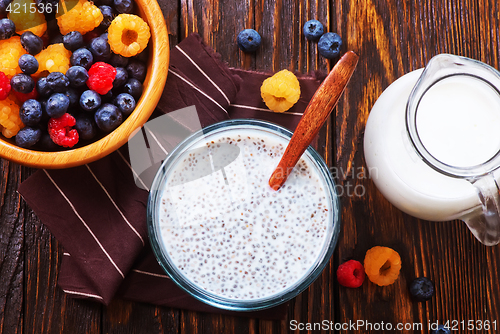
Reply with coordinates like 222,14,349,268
464,172,500,246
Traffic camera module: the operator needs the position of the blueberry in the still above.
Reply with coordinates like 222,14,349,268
123,78,143,99
126,61,146,82
237,29,261,53
431,325,451,334
88,37,111,62
113,67,128,88
0,18,15,40
20,31,44,55
303,19,324,41
318,32,342,59
46,93,70,118
36,77,53,97
95,103,123,132
46,72,70,93
100,32,108,41
64,88,79,106
110,53,128,68
80,90,101,112
66,66,88,88
0,0,12,14
99,5,115,28
20,99,42,126
114,0,133,14
75,113,96,140
18,54,39,75
409,277,435,302
37,131,58,151
15,126,41,148
70,48,94,70
101,89,114,102
114,93,135,115
11,74,35,94
63,31,84,51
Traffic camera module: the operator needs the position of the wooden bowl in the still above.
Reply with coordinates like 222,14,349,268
0,0,169,169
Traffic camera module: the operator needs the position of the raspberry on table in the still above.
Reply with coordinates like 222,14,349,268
35,43,72,74
0,71,11,100
108,14,150,57
8,0,47,37
363,246,402,286
87,61,116,94
336,260,365,288
56,0,103,35
48,112,79,147
260,69,301,113
0,95,24,138
0,36,27,77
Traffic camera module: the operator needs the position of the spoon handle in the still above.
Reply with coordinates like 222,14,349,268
268,51,359,191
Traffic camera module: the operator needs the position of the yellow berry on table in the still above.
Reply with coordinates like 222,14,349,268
261,69,301,113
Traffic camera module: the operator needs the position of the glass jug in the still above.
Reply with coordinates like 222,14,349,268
364,54,500,246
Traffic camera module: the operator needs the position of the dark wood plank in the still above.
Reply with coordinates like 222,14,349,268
334,0,500,333
0,161,23,334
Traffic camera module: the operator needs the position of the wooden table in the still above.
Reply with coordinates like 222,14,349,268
1,0,499,333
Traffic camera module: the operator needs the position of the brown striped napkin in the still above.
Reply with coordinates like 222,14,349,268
18,33,323,319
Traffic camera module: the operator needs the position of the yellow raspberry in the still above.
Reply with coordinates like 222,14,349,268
8,0,47,37
56,0,103,35
108,14,150,57
261,69,301,113
0,96,23,138
0,36,27,77
35,43,72,75
363,246,402,286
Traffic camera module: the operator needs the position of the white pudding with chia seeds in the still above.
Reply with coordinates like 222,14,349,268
157,127,334,300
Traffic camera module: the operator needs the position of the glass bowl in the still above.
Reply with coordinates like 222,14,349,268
147,119,340,311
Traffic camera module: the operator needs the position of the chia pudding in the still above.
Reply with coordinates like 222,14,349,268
150,121,338,305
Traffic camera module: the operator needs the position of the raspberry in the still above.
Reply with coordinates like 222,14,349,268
0,95,24,138
35,43,72,75
363,246,402,286
57,0,103,35
48,113,79,147
108,14,150,57
8,0,47,37
0,72,11,100
87,62,116,94
336,260,365,288
13,86,39,104
260,69,301,113
0,36,27,77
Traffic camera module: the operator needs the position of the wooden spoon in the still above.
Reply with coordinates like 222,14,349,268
268,51,359,190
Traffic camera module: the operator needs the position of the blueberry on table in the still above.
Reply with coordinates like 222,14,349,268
114,93,135,115
0,18,15,40
71,48,94,70
95,103,123,132
110,53,128,68
46,72,70,93
63,31,84,51
37,131,59,151
431,324,451,334
237,29,261,53
20,99,42,126
46,93,70,118
64,88,79,106
318,32,342,59
114,0,133,14
20,31,44,55
409,277,435,302
18,54,39,75
123,78,143,99
303,19,324,41
99,5,115,29
80,90,102,112
11,74,35,94
36,77,53,97
0,0,12,14
66,66,89,88
15,126,42,148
